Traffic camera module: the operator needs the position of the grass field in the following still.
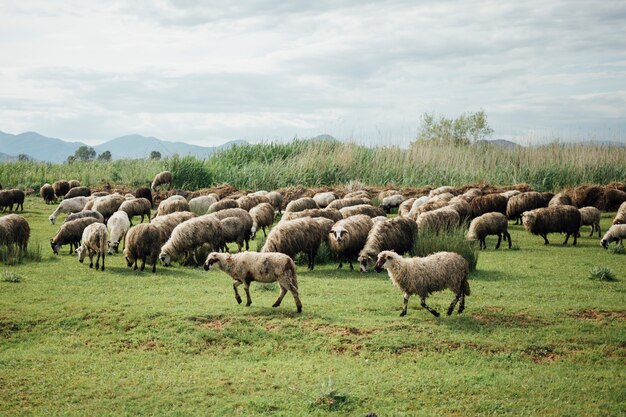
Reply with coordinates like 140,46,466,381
1,197,625,416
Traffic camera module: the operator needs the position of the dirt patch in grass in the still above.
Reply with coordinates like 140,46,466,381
116,338,163,352
567,309,626,321
189,315,232,330
523,345,560,364
300,320,377,337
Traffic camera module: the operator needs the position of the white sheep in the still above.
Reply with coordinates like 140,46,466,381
600,224,626,249
204,251,302,312
249,202,275,238
48,196,90,224
374,250,470,317
189,195,218,216
159,215,222,266
76,222,108,271
381,194,405,213
313,192,336,208
578,206,601,238
467,212,511,250
107,211,131,255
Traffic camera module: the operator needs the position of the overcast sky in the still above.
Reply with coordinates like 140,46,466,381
1,0,625,146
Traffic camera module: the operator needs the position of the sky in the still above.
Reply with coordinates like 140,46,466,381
1,0,625,147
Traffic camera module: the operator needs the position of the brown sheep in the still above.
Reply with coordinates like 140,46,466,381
92,194,125,222
340,204,386,219
470,194,508,218
506,192,554,224
153,198,191,218
603,188,626,212
151,171,173,191
285,197,318,213
134,187,153,208
249,202,275,238
281,208,343,223
151,211,196,244
40,183,56,204
237,195,270,211
50,217,100,255
548,193,574,207
207,208,253,250
124,223,161,273
358,217,418,272
52,180,70,199
522,206,581,245
118,198,151,225
0,214,30,251
328,214,374,269
398,198,417,217
207,199,239,213
65,186,91,199
68,180,81,189
266,191,283,214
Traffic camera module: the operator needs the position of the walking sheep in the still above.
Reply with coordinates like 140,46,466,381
467,212,511,250
204,251,302,313
76,223,107,271
285,197,318,213
522,205,581,245
578,207,601,238
118,198,151,225
600,224,626,249
40,183,56,204
50,217,100,255
340,204,386,219
107,211,131,254
358,217,418,272
151,171,173,191
249,202,275,238
124,223,161,273
328,214,374,269
0,214,30,251
374,250,470,317
49,196,90,224
613,202,626,225
159,215,223,266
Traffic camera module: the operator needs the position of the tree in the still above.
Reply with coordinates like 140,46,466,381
149,150,162,160
414,110,494,146
71,145,96,162
97,150,112,161
17,154,30,161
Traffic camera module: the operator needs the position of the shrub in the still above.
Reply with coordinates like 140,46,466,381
588,267,617,282
609,244,625,255
309,377,349,411
0,243,42,266
413,227,478,272
1,270,22,283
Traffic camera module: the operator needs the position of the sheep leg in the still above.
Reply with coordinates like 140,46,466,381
151,259,156,273
337,259,343,269
272,284,288,308
101,252,105,271
447,294,460,316
308,249,314,270
349,259,354,270
458,293,466,314
245,239,249,251
480,238,486,250
95,252,100,270
572,232,577,246
244,284,252,307
597,224,601,238
495,234,502,249
588,225,594,237
289,283,302,313
541,234,549,245
400,293,409,317
233,282,243,304
505,231,512,248
140,257,146,271
420,296,440,317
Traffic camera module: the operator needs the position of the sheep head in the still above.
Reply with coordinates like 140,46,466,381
75,245,87,263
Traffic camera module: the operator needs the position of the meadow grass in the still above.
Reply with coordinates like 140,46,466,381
0,197,624,416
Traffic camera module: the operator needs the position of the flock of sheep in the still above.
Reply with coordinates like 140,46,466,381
1,171,625,317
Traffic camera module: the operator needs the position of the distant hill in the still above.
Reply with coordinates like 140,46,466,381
476,139,523,150
0,152,18,162
0,131,84,163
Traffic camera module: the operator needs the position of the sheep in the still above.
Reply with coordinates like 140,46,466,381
285,197,318,213
40,183,56,204
281,208,343,223
374,250,470,317
124,193,135,200
189,195,218,215
500,190,521,200
153,198,191,218
203,251,302,313
237,194,270,211
52,180,70,199
124,223,161,273
207,208,254,250
344,190,371,199
118,198,151,225
76,223,107,271
613,202,626,225
106,211,131,255
603,188,626,211
134,187,153,208
313,192,336,208
261,217,334,270
328,214,374,269
151,171,173,191
467,212,511,250
578,207,601,238
265,191,283,214
0,214,30,251
249,202,275,238
416,207,460,235
0,190,20,212
49,196,90,224
68,180,81,189
461,188,483,202
327,197,371,210
207,199,238,213
150,211,196,244
3,189,25,212
430,192,454,203
447,199,472,224
92,194,125,222
219,217,248,252
408,200,447,221
522,206,581,245
159,215,223,266
429,186,457,198
600,224,626,249
340,204,386,219
548,193,574,207
470,194,508,218
249,190,268,196
50,217,100,255
64,210,105,224
398,198,417,217
91,191,110,198
507,192,554,224
357,217,418,272
65,186,91,199
381,194,405,213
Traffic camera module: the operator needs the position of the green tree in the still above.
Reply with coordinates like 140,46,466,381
97,150,112,161
415,110,493,146
17,154,30,161
149,150,162,160
71,145,96,162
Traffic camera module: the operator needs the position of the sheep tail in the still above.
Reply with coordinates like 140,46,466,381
462,278,471,296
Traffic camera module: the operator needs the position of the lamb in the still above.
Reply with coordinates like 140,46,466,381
613,202,626,225
374,250,470,317
522,205,581,245
92,194,125,222
52,180,70,199
118,198,151,225
313,192,336,208
340,204,386,219
64,210,105,224
219,217,248,252
578,207,601,238
357,217,418,272
249,202,275,238
50,217,100,255
159,215,223,266
151,171,173,191
548,193,574,207
281,208,343,223
49,196,90,224
208,208,254,250
0,214,30,251
134,187,153,208
153,197,191,218
285,197,318,213
416,207,460,235
600,224,626,249
328,214,374,269
40,183,56,204
106,211,131,255
76,223,107,271
189,195,218,215
381,194,405,213
429,186,457,198
237,195,270,211
68,180,81,189
150,211,196,244
265,191,283,214
327,197,371,210
507,192,554,224
467,212,511,250
261,217,335,270
470,194,508,218
124,223,161,273
398,198,417,217
65,186,91,199
204,251,302,313
207,199,238,213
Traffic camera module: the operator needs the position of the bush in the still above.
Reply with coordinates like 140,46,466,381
0,243,42,266
309,377,349,411
609,244,625,255
588,267,617,282
413,227,478,272
1,270,23,283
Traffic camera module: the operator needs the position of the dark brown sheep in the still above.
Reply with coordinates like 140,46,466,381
52,180,70,199
522,206,581,245
506,192,553,224
134,187,154,208
40,183,56,204
124,223,161,273
470,194,508,218
0,214,30,251
65,186,91,199
50,217,100,255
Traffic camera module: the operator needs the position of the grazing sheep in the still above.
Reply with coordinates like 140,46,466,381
92,194,125,222
52,180,70,199
76,223,107,271
340,204,386,219
429,186,457,198
151,171,173,191
124,223,161,273
154,198,191,218
40,183,56,204
467,212,511,250
159,215,223,266
50,217,100,255
600,224,626,248
522,206,581,245
313,192,336,208
208,208,254,250
416,207,460,235
328,214,374,269
150,211,196,244
0,214,30,251
603,188,626,212
470,194,508,218
613,202,626,225
374,250,470,317
344,190,371,199
219,217,248,252
447,199,472,224
261,217,334,270
398,198,417,217
578,207,601,238
65,186,91,199
327,197,371,210
285,197,318,213
381,194,405,213
204,251,302,313
408,200,447,221
207,199,238,213
118,198,151,225
567,185,604,208
265,191,283,214
500,190,521,200
358,217,418,272
237,195,270,211
249,202,275,238
134,187,153,208
507,192,554,224
64,210,105,224
49,196,90,224
281,208,343,224
189,195,218,215
107,211,131,255
430,192,454,203
68,180,80,189
548,193,574,207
